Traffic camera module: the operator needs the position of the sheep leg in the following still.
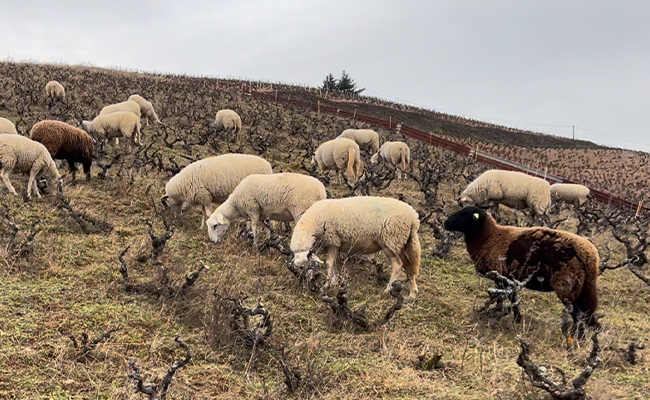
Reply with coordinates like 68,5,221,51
67,159,77,183
551,267,582,348
0,170,17,196
324,247,339,287
27,168,41,199
250,214,261,246
383,249,404,294
82,160,92,181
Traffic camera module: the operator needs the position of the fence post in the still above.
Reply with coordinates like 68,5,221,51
275,90,278,102
475,145,478,161
389,117,392,129
544,167,547,180
317,101,320,114
636,200,643,217
353,108,357,121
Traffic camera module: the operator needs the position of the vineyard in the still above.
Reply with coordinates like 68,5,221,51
0,62,648,399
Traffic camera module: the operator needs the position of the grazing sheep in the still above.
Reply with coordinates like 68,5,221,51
337,129,380,153
0,117,17,135
45,80,65,100
30,120,94,182
161,154,273,228
214,109,242,133
207,172,327,245
0,134,62,199
291,196,421,298
443,206,600,346
311,138,362,184
128,94,162,126
99,100,142,146
99,100,142,120
550,183,591,206
81,112,141,150
459,170,551,222
370,141,410,181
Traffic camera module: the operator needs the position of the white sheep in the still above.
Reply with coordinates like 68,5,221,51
337,129,380,153
45,80,65,100
214,109,242,133
550,183,591,206
207,172,326,245
0,134,62,199
370,141,410,181
459,170,551,221
290,196,421,298
81,111,141,151
128,94,162,126
99,100,142,146
0,117,18,134
161,153,273,228
99,100,142,119
311,137,362,184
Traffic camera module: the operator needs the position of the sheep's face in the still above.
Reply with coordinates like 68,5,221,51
293,251,323,268
80,121,91,133
370,153,379,164
443,206,487,238
458,194,474,207
207,214,230,243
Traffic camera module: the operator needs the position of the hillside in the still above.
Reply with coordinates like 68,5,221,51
0,62,648,399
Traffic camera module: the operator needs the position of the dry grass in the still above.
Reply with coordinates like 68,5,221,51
0,62,647,399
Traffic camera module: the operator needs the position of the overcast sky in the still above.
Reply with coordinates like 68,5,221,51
1,1,649,151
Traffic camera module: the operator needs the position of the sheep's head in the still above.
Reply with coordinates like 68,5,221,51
207,212,230,243
292,250,323,268
457,193,474,207
443,206,488,239
80,121,91,132
370,153,379,164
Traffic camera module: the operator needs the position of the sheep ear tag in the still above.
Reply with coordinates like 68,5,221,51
473,213,480,221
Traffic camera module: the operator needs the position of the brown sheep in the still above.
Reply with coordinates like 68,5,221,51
443,206,600,347
30,120,94,181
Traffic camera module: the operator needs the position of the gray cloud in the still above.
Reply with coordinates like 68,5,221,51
1,1,649,150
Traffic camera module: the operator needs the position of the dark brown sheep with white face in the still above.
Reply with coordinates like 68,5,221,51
30,120,94,181
444,206,600,346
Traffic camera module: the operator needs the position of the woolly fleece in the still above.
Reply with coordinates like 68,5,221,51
311,137,362,184
207,172,326,245
459,169,551,217
290,196,421,298
0,134,61,199
163,153,273,228
337,129,380,153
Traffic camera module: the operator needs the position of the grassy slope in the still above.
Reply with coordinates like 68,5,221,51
0,63,648,399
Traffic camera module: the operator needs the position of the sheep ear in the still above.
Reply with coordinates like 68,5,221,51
473,213,480,221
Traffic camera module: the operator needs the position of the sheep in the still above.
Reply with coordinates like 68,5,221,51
99,100,142,120
0,134,62,199
45,80,65,100
337,129,380,153
443,206,600,346
30,120,94,182
459,169,551,223
290,196,421,298
81,111,141,151
311,138,362,184
161,154,273,228
99,100,142,146
0,117,17,134
128,94,162,126
370,141,410,181
207,172,326,246
214,109,242,133
550,183,591,206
